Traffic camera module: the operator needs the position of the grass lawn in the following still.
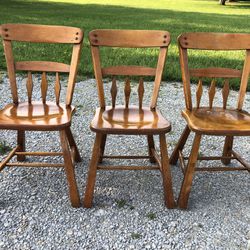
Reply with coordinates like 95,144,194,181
0,0,249,87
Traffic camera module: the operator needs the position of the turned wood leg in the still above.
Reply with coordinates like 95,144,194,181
17,130,25,161
65,127,82,162
178,133,201,209
170,125,190,165
222,136,233,165
147,135,156,163
99,134,107,163
60,130,80,208
83,133,102,208
159,134,175,208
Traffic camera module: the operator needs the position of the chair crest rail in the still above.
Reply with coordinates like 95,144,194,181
1,23,83,44
179,32,250,50
89,29,170,48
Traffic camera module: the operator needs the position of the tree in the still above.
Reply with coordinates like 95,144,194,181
219,0,226,5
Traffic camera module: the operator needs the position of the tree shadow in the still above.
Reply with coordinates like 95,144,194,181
226,1,250,9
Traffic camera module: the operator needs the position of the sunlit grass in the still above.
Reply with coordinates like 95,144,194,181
0,0,249,87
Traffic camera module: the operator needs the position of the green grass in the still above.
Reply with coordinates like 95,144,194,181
131,232,141,239
116,199,127,208
0,141,12,155
146,212,157,220
0,0,249,87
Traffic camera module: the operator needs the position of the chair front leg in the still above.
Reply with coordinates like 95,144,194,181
178,133,201,209
65,127,82,162
99,134,107,163
169,125,190,165
83,133,102,208
17,130,25,161
222,136,233,165
147,135,156,163
60,130,80,208
159,134,175,208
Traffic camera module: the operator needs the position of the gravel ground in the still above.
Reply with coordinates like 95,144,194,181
0,74,249,250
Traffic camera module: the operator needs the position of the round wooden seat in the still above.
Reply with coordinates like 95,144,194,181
0,101,74,130
90,105,171,134
182,107,250,135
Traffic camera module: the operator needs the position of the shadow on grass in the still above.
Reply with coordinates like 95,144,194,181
226,1,250,9
0,0,249,87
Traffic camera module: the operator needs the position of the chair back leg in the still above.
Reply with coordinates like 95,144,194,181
84,133,102,208
178,133,201,209
222,136,234,165
147,135,156,163
159,134,176,208
99,134,107,163
60,129,80,208
170,125,190,165
17,130,26,161
65,128,82,163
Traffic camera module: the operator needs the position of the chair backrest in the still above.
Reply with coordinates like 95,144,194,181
89,29,170,110
178,32,250,111
1,23,83,106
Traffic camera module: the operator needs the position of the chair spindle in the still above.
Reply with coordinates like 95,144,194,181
41,72,48,104
222,79,230,109
209,79,216,108
26,71,33,104
110,77,117,108
55,72,61,105
124,78,131,108
138,77,144,109
196,79,203,109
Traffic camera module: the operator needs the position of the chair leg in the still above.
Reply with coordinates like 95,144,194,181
147,135,156,163
222,136,233,165
99,134,107,163
159,134,175,208
17,130,25,161
169,125,191,165
65,127,82,162
59,130,80,208
178,133,201,209
83,133,102,208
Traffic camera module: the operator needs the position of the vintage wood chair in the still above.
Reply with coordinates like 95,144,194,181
83,29,175,208
170,32,250,209
0,24,83,207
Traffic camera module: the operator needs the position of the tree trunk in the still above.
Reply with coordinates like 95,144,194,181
219,0,226,5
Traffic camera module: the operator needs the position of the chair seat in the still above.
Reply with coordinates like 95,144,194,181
0,101,74,130
90,105,171,134
182,107,250,135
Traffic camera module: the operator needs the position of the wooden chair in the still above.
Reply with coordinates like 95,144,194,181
83,29,175,208
0,24,83,207
170,32,250,209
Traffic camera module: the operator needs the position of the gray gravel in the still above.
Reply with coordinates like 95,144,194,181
0,74,249,249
